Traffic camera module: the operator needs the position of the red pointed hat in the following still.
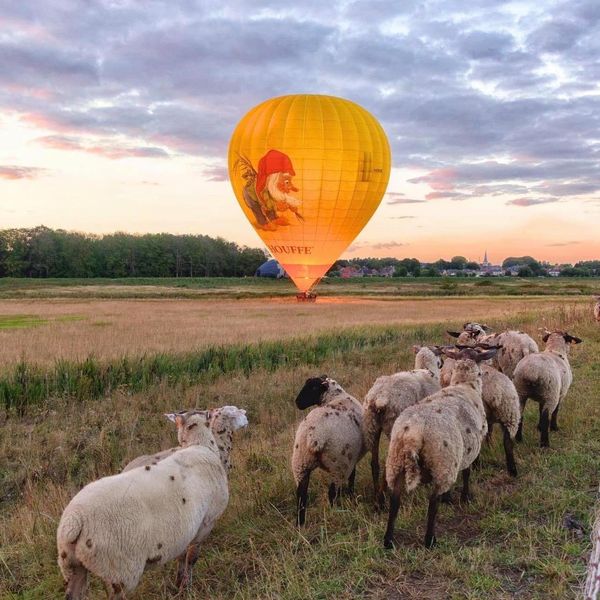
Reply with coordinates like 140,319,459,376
256,149,295,194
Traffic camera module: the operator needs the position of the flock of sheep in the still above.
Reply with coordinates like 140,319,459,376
55,315,592,599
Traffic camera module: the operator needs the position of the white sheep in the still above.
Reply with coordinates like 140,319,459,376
513,330,582,447
57,406,248,599
447,323,538,378
363,345,443,507
441,348,520,476
292,376,365,526
383,347,496,549
594,296,600,322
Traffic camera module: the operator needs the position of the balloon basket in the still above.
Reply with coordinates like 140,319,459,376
296,292,317,303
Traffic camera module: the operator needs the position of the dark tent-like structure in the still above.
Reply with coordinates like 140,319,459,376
255,259,285,279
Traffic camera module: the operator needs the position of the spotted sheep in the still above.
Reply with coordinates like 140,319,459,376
447,322,539,379
292,376,365,526
56,406,247,600
363,345,443,507
441,343,520,476
383,347,497,549
513,330,582,447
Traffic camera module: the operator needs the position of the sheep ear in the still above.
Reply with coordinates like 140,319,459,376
428,345,444,356
164,413,179,423
473,348,498,362
447,331,461,338
412,345,422,354
481,324,491,332
565,333,583,344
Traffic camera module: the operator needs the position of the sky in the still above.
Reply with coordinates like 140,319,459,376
1,0,599,264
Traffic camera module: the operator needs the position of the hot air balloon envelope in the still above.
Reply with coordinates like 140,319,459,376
229,94,391,293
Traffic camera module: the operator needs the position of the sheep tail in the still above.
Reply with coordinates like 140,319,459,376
387,418,425,493
58,510,84,546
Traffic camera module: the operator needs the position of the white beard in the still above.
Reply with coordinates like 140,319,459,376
266,173,301,208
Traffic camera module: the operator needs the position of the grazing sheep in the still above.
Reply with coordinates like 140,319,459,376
594,296,600,322
513,330,582,447
383,347,496,549
441,348,520,476
448,323,538,378
123,405,244,473
363,345,443,506
57,406,247,599
293,376,365,526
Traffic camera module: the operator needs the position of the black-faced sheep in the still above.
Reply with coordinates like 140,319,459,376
363,345,443,507
383,347,497,549
57,406,247,599
447,323,538,378
513,330,582,447
292,376,364,526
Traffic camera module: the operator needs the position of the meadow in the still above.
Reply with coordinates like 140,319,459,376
0,283,598,599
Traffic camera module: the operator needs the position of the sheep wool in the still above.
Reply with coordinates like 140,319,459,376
384,348,496,549
513,330,582,447
57,406,247,599
363,345,442,505
441,357,520,476
292,376,365,525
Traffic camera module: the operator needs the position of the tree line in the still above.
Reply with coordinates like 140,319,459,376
0,226,267,278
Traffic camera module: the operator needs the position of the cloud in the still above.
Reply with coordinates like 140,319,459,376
425,191,472,201
390,216,416,219
0,165,46,180
36,135,169,160
546,241,582,247
0,0,599,205
371,241,408,249
201,164,228,182
386,193,425,205
506,197,560,207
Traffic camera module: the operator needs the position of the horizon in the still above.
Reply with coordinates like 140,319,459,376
2,1,600,263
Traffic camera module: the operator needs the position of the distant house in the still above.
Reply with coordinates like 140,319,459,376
340,266,363,278
379,266,396,277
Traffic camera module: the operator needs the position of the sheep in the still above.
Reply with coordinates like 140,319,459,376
363,345,443,507
594,296,600,322
292,376,365,526
383,347,497,549
57,406,248,600
122,405,244,473
447,323,538,378
513,329,582,447
440,346,520,476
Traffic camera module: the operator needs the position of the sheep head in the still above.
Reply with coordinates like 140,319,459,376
295,375,329,409
540,329,583,346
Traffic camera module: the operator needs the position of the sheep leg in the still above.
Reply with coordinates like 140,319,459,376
539,408,550,448
370,429,385,507
64,563,88,600
516,396,527,443
485,421,494,445
550,405,560,431
502,425,518,477
328,482,340,506
440,490,454,504
383,481,402,549
346,468,356,495
106,582,126,600
296,471,311,526
424,492,440,548
460,467,472,504
176,542,200,591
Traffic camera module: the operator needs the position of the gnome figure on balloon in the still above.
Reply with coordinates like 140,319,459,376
234,149,304,231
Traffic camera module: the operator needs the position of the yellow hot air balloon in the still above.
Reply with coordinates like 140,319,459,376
228,94,391,294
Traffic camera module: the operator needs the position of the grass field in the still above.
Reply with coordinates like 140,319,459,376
0,276,599,300
0,285,598,599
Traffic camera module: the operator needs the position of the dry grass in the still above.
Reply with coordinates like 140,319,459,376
0,296,587,366
0,301,598,599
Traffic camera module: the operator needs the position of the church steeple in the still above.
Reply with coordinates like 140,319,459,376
482,250,490,267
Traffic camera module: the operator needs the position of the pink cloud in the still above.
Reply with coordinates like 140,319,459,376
0,165,46,180
409,168,457,191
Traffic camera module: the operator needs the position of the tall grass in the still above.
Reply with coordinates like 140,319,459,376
0,324,448,412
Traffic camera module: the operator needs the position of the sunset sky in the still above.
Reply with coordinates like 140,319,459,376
1,0,599,264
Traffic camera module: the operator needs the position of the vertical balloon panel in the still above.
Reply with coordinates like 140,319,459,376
228,95,391,293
